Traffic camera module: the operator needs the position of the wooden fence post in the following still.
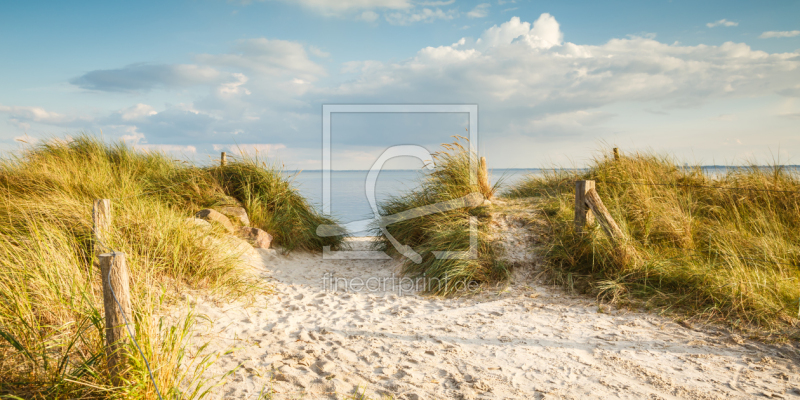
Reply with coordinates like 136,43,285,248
93,199,111,246
613,148,620,161
479,156,491,199
220,151,227,167
584,188,625,242
574,180,595,233
99,252,132,384
575,183,634,261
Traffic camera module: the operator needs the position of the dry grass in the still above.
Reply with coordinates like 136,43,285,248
0,136,343,398
373,138,507,295
507,149,800,337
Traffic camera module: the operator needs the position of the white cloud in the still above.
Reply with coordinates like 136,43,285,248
308,46,331,58
216,73,252,98
759,30,800,39
120,104,157,121
197,38,326,81
628,32,657,40
706,19,738,28
477,14,562,49
356,10,379,22
0,105,72,124
119,126,145,144
478,16,531,48
0,105,90,131
385,7,456,25
264,0,412,15
325,14,800,139
467,3,490,18
135,144,198,155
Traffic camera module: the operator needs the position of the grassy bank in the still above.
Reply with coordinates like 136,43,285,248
0,136,343,399
507,150,800,336
374,139,507,295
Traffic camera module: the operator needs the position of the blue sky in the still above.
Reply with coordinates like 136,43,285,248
1,0,799,168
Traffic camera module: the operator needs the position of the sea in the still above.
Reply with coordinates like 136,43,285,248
286,168,543,235
287,166,800,235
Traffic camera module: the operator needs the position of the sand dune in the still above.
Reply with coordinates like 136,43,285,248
187,233,799,399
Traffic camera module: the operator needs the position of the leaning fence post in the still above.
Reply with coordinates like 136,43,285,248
574,180,595,233
584,188,625,242
220,151,227,167
613,148,620,161
93,199,111,246
99,252,132,384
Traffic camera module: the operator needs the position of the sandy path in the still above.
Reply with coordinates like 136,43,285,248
188,233,799,399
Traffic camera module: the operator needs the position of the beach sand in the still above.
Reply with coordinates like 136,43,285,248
186,218,799,399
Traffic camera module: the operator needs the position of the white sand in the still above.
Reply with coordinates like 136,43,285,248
186,220,799,399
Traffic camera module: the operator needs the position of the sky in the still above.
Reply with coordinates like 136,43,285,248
1,0,799,169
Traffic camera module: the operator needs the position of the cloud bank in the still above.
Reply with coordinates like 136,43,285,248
760,30,800,39
5,14,800,167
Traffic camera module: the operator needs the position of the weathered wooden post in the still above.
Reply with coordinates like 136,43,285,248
479,156,491,199
613,148,620,161
99,252,132,384
574,180,595,233
220,151,227,167
584,188,625,242
574,183,633,261
92,199,111,246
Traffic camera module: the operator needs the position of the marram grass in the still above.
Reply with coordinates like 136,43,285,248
373,138,507,295
0,135,343,398
507,149,800,336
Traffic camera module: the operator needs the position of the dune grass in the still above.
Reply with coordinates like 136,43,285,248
0,136,343,398
212,159,343,252
507,149,800,336
373,138,507,295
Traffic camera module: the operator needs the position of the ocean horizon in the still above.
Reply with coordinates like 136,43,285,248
285,165,800,235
